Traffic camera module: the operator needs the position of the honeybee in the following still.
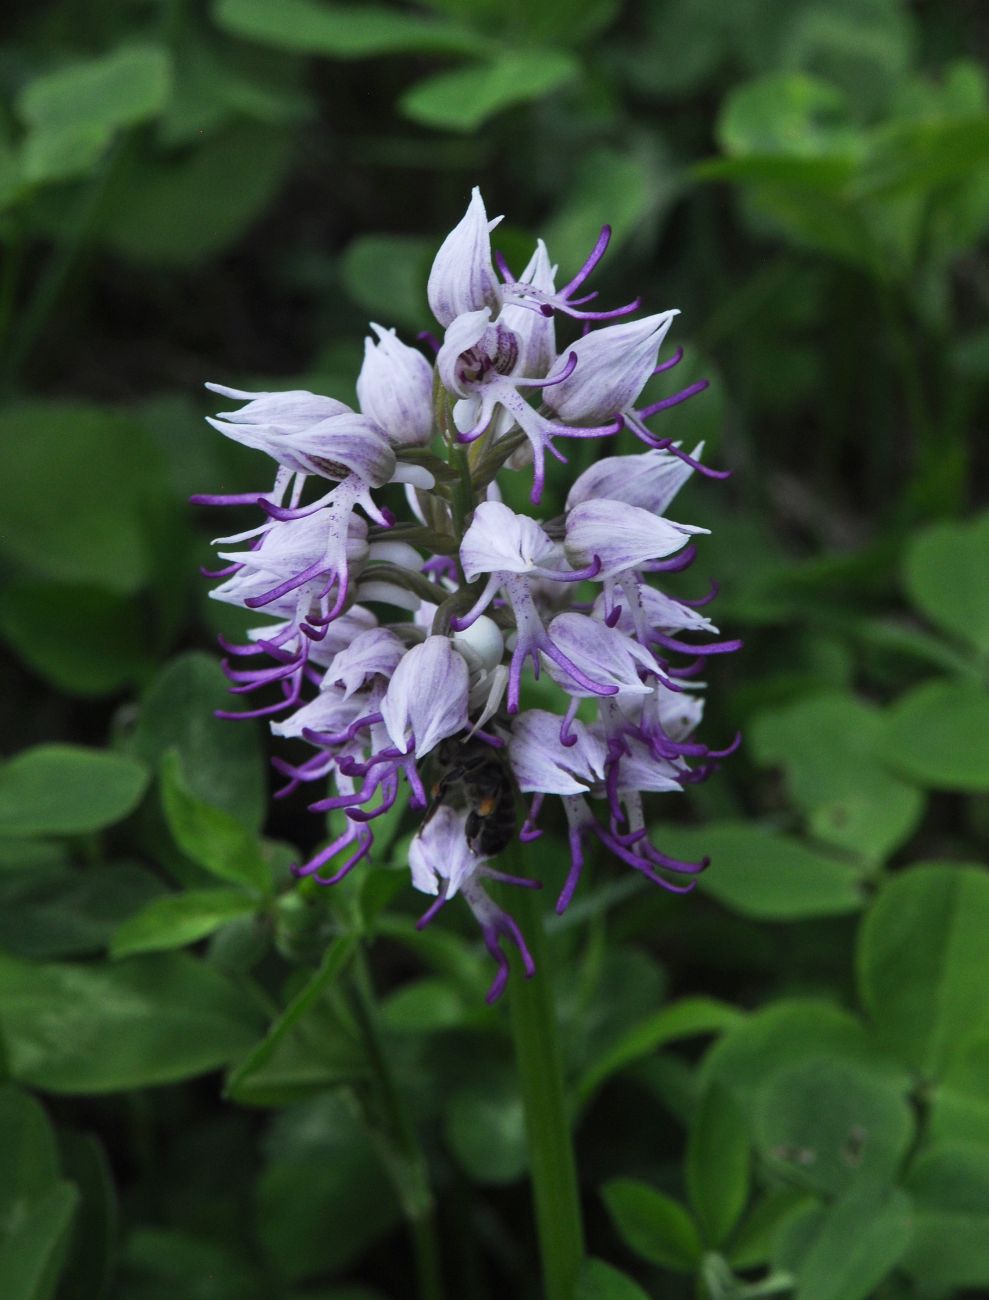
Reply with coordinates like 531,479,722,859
425,737,517,856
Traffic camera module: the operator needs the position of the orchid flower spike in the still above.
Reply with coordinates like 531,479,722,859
195,186,738,997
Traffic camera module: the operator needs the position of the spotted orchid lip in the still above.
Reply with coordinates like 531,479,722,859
195,186,738,998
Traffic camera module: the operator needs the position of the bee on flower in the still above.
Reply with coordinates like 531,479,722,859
195,188,739,1002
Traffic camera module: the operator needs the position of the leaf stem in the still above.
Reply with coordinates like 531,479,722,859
349,944,445,1300
504,871,585,1300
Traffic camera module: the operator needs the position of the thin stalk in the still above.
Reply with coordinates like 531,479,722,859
349,945,445,1300
504,870,584,1300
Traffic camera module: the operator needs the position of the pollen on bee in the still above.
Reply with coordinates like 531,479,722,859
477,795,497,815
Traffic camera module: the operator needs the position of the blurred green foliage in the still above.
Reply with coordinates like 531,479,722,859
0,0,988,1297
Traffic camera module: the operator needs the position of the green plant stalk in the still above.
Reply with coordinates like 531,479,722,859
505,870,585,1300
349,945,445,1300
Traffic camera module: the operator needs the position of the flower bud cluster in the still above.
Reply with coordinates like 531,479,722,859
196,188,739,1001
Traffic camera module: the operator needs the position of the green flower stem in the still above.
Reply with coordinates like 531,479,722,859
505,872,585,1300
350,945,445,1300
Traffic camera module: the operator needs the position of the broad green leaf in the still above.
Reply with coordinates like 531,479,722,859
658,822,865,920
18,45,171,134
0,403,170,595
754,1057,914,1195
729,1186,818,1270
0,582,154,697
577,996,742,1106
111,888,260,958
213,0,477,57
0,863,164,959
780,1183,912,1300
445,1074,526,1184
929,1036,989,1147
160,750,269,893
58,1132,117,1300
120,1228,267,1300
717,72,860,160
701,999,909,1115
133,654,265,828
18,45,171,185
225,936,363,1106
857,864,989,1077
380,977,471,1034
575,1258,650,1300
751,693,923,862
0,746,148,838
101,123,295,267
0,1181,79,1300
904,513,989,655
687,1081,750,1246
544,147,669,274
880,678,989,791
902,1143,989,1288
399,49,578,131
340,235,431,332
0,951,263,1092
601,1179,703,1272
0,1085,61,1227
255,1094,399,1279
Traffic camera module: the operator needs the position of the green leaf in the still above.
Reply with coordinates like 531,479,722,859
781,1183,912,1300
904,513,989,655
751,693,923,863
728,1186,817,1270
0,951,263,1092
399,49,578,131
880,678,989,791
929,1036,989,1147
601,1179,703,1272
133,653,265,828
701,999,909,1116
120,1228,267,1299
544,146,671,274
160,750,269,893
445,1074,527,1184
213,0,477,57
18,45,171,184
0,863,164,959
717,72,861,159
754,1057,914,1196
658,822,866,920
687,1081,750,1246
0,403,170,595
0,582,154,697
857,864,989,1077
225,936,363,1106
575,1258,650,1300
0,1181,79,1300
340,235,431,332
577,996,742,1106
18,45,171,134
0,746,148,838
101,122,294,267
0,1085,61,1225
902,1143,989,1288
57,1132,117,1300
255,1094,399,1280
111,888,259,958
380,977,471,1034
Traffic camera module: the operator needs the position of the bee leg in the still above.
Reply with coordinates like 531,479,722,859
465,810,483,853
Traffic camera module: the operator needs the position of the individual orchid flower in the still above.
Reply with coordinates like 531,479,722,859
357,324,434,448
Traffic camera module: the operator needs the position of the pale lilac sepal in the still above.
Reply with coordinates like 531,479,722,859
566,445,701,514
460,500,557,580
509,709,606,795
544,613,655,697
410,804,482,899
565,499,706,579
357,324,434,448
324,628,405,699
381,635,469,757
427,187,504,327
543,311,678,422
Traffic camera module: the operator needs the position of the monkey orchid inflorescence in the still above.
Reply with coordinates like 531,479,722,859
195,189,740,1002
